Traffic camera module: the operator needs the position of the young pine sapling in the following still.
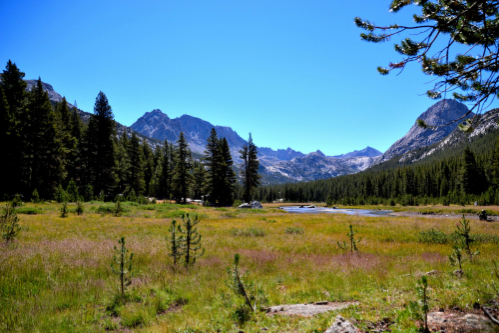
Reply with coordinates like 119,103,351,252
227,254,254,312
114,200,123,217
179,214,205,267
409,276,430,333
455,214,479,262
60,202,69,218
1,201,21,242
167,219,184,268
111,237,134,298
449,245,464,272
337,224,362,253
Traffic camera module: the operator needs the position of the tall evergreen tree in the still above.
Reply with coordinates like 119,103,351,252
239,133,260,203
142,139,154,195
55,97,77,185
219,137,237,205
86,92,117,198
116,130,131,195
204,128,223,205
172,132,193,204
0,61,27,195
158,140,172,199
69,107,83,185
24,79,65,197
460,146,478,195
128,133,145,195
192,162,206,200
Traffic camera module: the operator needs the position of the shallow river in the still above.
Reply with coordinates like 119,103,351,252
279,206,393,217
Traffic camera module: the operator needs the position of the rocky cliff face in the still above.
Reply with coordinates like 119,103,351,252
376,99,473,163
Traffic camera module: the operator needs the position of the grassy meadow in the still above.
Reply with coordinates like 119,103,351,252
2,201,499,332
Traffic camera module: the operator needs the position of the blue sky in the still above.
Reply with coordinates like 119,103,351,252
1,0,492,155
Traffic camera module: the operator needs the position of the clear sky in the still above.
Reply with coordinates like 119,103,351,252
1,0,494,156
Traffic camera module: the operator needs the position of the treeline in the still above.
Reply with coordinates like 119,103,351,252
256,139,499,206
0,61,260,204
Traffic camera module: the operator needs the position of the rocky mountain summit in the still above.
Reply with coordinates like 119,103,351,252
131,109,247,156
376,99,473,163
334,146,382,159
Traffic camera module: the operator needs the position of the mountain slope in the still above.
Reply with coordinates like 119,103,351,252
376,99,473,163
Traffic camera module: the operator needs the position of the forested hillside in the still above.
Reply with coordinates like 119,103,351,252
256,119,499,206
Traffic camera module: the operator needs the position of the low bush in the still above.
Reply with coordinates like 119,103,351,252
231,227,265,237
16,207,42,215
285,227,304,235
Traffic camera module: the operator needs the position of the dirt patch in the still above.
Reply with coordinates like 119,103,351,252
266,301,358,317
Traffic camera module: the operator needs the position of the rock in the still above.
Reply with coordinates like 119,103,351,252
315,301,328,305
266,302,357,317
251,201,263,209
238,203,252,209
428,311,496,332
324,315,360,333
453,269,464,277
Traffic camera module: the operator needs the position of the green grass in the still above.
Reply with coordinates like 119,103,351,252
1,202,499,332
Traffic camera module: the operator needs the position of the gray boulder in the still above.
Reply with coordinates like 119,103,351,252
251,201,263,209
325,316,360,333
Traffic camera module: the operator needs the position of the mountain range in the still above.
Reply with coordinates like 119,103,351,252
23,78,486,185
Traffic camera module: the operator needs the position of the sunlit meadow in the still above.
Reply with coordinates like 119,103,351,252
1,201,499,332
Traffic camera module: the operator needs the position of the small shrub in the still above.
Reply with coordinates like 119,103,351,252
76,201,84,215
232,199,242,208
0,202,21,242
12,194,23,207
31,189,40,203
285,227,304,235
449,246,464,271
60,202,69,218
231,227,265,237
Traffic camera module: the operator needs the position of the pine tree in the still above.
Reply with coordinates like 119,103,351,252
116,130,131,195
158,140,172,199
239,134,260,203
86,92,117,199
24,79,65,198
204,128,223,205
178,214,204,267
142,139,154,195
460,146,478,195
192,162,206,200
172,132,193,204
128,133,145,195
111,237,134,298
0,61,27,195
69,107,84,186
220,138,237,205
55,97,77,184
